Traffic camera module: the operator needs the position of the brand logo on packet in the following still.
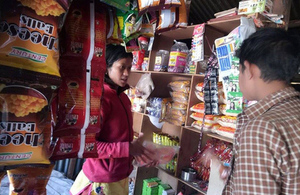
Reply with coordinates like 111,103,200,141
0,152,32,161
60,143,73,153
9,47,48,63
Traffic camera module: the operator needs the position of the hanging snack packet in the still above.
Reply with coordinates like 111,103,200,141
100,0,131,12
177,0,188,27
106,7,123,44
156,7,178,33
0,0,68,78
53,0,106,159
138,0,181,15
117,6,142,43
7,164,54,195
50,133,97,160
0,84,57,166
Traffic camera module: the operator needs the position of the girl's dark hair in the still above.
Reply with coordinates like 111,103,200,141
236,27,300,83
105,44,133,68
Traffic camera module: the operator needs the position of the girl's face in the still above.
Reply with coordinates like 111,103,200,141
107,57,132,87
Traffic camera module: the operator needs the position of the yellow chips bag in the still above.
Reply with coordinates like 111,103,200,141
0,0,68,77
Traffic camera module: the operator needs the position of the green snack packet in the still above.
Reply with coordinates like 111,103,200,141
100,0,130,12
117,7,142,43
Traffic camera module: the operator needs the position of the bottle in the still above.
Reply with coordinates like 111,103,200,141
154,50,169,72
168,41,189,73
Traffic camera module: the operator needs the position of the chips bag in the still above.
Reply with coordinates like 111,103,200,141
0,0,68,78
0,80,59,166
7,164,54,195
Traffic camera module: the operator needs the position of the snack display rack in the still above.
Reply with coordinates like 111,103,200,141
128,1,294,193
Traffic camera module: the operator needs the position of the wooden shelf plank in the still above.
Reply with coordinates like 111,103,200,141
206,133,233,144
183,126,202,133
178,179,207,194
131,70,206,78
207,15,242,34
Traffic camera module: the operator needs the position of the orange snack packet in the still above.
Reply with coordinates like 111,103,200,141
0,0,68,77
7,164,54,195
0,84,56,166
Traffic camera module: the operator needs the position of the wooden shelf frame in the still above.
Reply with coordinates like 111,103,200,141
131,3,292,192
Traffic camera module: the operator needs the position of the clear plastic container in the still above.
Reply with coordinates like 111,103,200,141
154,50,169,72
168,42,189,73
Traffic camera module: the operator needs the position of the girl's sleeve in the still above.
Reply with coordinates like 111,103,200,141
96,92,130,159
96,141,129,159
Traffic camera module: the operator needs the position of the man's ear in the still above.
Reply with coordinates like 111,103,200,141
243,60,253,80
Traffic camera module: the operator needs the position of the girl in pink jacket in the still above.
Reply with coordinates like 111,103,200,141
70,44,155,195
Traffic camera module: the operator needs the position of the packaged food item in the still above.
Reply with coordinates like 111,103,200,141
116,5,142,43
156,7,178,33
0,0,68,78
170,91,189,104
190,139,232,182
0,84,56,166
171,102,187,110
50,134,97,160
168,80,191,93
135,73,155,100
195,90,204,102
191,120,215,131
190,103,205,113
215,126,235,139
168,42,189,73
52,0,106,159
184,49,193,73
195,82,204,91
132,50,145,70
100,0,130,12
177,0,188,27
216,116,237,129
138,0,181,15
7,164,54,195
147,97,172,122
106,7,123,44
154,50,170,72
190,113,218,124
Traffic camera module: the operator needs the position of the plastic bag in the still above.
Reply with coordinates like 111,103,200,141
135,73,154,100
134,141,180,166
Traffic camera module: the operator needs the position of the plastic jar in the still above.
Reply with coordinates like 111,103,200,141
168,42,189,73
154,50,169,72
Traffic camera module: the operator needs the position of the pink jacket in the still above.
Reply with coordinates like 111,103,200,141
82,83,133,183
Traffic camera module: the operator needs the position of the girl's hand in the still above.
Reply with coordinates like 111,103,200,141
129,133,156,165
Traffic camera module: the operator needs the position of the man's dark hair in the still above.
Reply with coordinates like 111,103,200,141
235,27,300,83
105,44,133,68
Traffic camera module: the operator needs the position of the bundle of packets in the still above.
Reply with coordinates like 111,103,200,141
0,0,69,167
51,0,107,160
0,0,69,194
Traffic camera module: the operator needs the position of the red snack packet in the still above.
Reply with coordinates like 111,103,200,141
52,0,106,159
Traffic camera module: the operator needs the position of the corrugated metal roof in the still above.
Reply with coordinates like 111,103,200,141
188,0,300,29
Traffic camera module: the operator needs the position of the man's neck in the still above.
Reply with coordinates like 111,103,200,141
255,80,288,100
